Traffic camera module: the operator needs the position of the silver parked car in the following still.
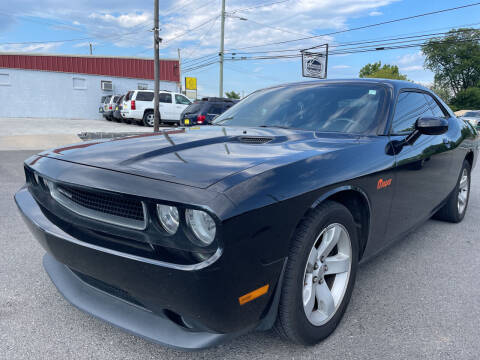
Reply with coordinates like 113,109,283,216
461,110,480,128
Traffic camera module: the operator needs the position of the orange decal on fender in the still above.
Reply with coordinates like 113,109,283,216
377,178,392,190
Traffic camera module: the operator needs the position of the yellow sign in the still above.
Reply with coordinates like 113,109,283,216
185,77,197,90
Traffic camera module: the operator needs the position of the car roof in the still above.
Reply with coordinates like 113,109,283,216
269,78,429,93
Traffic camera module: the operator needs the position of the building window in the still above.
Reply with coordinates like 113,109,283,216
0,73,10,86
101,80,113,91
138,83,148,90
73,77,87,90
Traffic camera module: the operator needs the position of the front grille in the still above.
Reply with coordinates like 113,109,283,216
237,136,273,144
72,270,146,308
58,184,144,221
48,182,147,230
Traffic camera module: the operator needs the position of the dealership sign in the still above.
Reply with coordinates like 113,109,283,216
301,44,328,79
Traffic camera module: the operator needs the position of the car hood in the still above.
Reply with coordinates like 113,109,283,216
41,127,362,189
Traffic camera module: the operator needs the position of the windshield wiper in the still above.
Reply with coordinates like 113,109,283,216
258,125,292,129
213,117,234,125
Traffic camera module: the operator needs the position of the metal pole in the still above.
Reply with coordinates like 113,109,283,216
177,48,182,94
219,0,226,98
153,0,160,132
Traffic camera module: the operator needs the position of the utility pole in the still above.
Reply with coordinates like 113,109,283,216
177,48,182,94
153,0,161,132
219,0,226,98
89,43,93,55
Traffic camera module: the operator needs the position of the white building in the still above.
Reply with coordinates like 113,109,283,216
0,53,180,120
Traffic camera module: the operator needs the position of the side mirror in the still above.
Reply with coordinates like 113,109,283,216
416,117,448,135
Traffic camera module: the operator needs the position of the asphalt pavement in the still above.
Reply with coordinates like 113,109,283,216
1,150,479,360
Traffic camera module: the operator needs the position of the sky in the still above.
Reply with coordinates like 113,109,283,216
1,0,480,97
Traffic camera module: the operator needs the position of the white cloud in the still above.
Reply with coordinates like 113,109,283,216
88,12,151,29
402,65,423,72
332,65,351,69
398,51,424,66
0,42,62,52
369,11,383,16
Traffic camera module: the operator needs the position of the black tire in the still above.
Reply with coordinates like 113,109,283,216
143,110,158,127
275,201,359,345
434,160,471,223
104,116,112,121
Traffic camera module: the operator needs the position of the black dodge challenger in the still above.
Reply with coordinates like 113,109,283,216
15,79,478,349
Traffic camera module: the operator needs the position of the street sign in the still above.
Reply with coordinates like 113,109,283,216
301,44,328,79
185,77,197,90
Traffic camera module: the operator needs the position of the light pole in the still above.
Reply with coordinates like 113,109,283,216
153,0,161,132
219,0,226,98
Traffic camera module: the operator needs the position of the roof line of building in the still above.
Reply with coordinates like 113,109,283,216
0,52,178,62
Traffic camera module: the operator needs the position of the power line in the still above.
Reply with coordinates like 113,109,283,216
223,27,480,56
224,2,480,51
136,14,220,55
229,0,293,13
237,14,313,37
223,35,480,61
183,60,219,73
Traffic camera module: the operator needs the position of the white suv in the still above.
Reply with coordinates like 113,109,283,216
121,90,191,126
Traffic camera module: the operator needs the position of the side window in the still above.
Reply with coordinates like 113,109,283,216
424,93,447,118
391,92,433,134
135,91,154,101
159,93,172,103
208,104,225,115
175,94,191,105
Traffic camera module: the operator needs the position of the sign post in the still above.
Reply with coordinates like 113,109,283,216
301,44,328,79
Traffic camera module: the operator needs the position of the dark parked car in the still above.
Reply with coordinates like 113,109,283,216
15,79,478,349
112,95,125,123
180,97,236,126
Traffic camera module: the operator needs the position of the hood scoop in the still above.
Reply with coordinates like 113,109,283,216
237,136,274,144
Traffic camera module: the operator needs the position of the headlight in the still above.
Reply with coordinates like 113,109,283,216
186,209,216,246
157,204,179,234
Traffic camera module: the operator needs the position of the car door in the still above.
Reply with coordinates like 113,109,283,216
174,94,191,120
159,93,173,120
386,90,454,240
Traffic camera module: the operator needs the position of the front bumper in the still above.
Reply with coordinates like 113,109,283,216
15,187,284,349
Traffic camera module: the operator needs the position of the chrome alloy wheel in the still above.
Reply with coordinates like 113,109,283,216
146,113,155,126
458,168,469,215
302,223,352,326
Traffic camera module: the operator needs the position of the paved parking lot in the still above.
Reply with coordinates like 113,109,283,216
0,118,176,151
1,150,479,360
0,117,160,136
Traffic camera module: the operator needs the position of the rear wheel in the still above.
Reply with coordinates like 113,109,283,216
275,201,359,345
434,160,471,223
143,110,156,127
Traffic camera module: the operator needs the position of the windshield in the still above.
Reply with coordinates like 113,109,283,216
464,111,480,117
213,84,387,134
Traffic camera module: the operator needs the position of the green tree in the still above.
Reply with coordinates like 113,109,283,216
450,87,480,111
225,91,240,99
422,28,480,96
359,61,408,80
429,81,452,104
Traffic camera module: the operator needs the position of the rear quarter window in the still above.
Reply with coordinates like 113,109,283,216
135,91,154,101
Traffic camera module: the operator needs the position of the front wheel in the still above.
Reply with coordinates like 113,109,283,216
275,201,359,345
